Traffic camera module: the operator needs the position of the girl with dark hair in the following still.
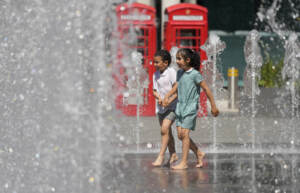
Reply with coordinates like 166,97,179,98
176,48,201,71
164,48,219,170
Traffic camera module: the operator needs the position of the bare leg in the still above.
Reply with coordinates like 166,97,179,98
167,125,178,164
189,138,205,168
172,127,190,170
152,119,175,166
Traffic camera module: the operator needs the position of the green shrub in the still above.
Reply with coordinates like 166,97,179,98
258,57,284,88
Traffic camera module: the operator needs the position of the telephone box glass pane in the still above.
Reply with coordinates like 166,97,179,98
136,28,145,36
178,29,196,37
137,38,145,47
175,29,202,51
178,39,197,47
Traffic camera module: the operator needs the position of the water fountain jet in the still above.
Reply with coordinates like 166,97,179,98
201,33,225,151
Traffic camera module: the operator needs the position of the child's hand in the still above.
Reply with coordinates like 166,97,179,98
162,98,169,107
211,106,219,117
158,97,163,106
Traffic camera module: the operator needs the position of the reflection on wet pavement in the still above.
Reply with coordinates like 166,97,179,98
102,153,300,193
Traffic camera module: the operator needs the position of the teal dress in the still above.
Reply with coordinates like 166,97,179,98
175,68,203,130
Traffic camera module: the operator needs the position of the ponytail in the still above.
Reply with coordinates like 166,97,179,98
191,50,200,71
177,48,200,71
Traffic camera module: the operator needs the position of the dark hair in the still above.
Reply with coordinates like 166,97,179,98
154,49,171,66
177,48,200,71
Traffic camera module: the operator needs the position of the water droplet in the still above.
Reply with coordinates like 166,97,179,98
76,10,81,17
119,173,125,178
138,122,144,127
19,94,24,101
123,92,129,97
147,143,152,148
120,6,125,11
53,146,59,151
257,182,261,188
88,177,95,183
257,12,264,22
106,104,112,111
99,80,105,86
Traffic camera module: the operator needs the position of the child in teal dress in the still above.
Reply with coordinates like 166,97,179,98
163,48,219,170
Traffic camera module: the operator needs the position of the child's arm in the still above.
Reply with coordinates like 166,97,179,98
162,83,178,107
199,81,219,117
153,90,162,105
164,92,177,107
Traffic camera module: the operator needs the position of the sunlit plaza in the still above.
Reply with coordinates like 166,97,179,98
1,0,300,192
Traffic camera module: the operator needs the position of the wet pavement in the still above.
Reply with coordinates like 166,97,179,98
103,153,300,193
116,115,300,154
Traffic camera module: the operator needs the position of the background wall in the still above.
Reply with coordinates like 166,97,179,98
197,0,258,32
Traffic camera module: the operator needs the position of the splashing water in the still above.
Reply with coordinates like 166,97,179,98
201,33,226,59
243,30,263,98
123,51,149,152
0,0,132,192
282,33,300,83
282,33,300,112
123,51,149,106
169,46,179,71
201,33,225,151
201,33,225,92
282,33,300,151
258,0,300,118
243,30,263,156
254,2,300,192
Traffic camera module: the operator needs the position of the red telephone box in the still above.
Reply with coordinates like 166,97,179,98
115,3,156,116
164,3,208,116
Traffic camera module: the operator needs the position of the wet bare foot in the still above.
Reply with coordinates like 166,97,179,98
169,153,179,164
171,162,188,170
196,151,205,168
164,154,179,167
152,155,164,167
